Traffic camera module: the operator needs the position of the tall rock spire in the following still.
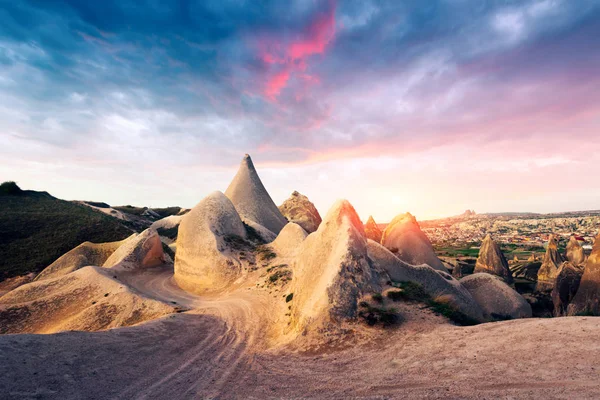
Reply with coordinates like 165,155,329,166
536,234,565,292
474,234,513,284
225,154,287,235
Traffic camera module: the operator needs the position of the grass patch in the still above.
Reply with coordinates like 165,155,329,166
243,222,266,244
0,187,133,279
152,207,182,219
157,226,179,240
371,293,383,303
113,205,147,216
388,281,479,326
84,201,111,209
266,264,287,273
358,304,401,327
268,269,292,284
162,242,175,260
256,245,277,262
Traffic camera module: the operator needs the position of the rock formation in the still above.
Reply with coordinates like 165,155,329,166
568,234,600,315
552,262,584,316
528,252,537,262
367,240,484,322
536,235,565,292
566,236,585,266
174,191,247,294
460,273,532,319
225,154,287,235
289,200,380,335
270,223,308,258
0,266,176,334
381,213,447,272
451,261,475,279
473,234,513,284
278,191,322,233
103,228,166,271
34,237,131,281
365,216,383,243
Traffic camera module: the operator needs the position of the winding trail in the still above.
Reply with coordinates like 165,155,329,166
2,266,600,399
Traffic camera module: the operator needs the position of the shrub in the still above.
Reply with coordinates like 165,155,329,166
372,293,384,303
285,293,294,303
358,304,401,327
0,181,22,196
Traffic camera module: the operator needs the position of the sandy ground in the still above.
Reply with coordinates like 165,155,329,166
1,266,600,399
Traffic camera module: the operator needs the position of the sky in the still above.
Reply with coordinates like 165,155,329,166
1,0,600,222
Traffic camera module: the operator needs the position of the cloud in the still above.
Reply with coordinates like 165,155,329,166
1,0,600,216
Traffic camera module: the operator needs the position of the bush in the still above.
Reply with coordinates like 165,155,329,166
285,293,294,303
0,181,22,196
157,226,179,240
372,293,383,303
358,304,401,327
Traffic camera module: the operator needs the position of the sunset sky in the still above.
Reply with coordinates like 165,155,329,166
1,0,600,221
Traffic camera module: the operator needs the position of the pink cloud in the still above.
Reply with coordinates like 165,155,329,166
258,0,336,102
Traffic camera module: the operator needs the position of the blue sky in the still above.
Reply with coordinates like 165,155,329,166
1,0,600,220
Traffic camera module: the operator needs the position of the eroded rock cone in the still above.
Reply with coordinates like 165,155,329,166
365,216,383,243
528,252,537,262
270,222,308,258
278,191,322,233
225,154,287,235
34,236,133,281
552,262,584,316
103,228,166,270
566,236,585,266
536,235,565,292
460,273,531,319
474,235,513,284
367,240,484,322
381,213,447,272
174,191,247,293
289,200,380,335
568,234,600,315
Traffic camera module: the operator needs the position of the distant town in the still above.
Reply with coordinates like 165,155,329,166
418,210,600,258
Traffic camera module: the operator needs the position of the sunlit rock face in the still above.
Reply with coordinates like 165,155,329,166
568,234,600,315
279,191,322,234
365,216,383,243
460,273,531,319
552,262,584,316
103,228,166,271
289,200,380,335
381,212,447,272
536,235,565,292
271,222,308,258
174,191,247,294
474,234,513,284
225,154,287,236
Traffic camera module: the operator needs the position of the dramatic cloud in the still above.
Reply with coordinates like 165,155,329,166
1,0,600,219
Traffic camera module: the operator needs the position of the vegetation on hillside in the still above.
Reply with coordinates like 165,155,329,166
0,182,133,280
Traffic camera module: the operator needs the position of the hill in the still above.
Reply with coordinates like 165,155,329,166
0,182,133,279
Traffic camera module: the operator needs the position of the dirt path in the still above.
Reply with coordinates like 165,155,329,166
2,267,600,399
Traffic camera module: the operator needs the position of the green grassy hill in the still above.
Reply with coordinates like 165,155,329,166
0,182,133,279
